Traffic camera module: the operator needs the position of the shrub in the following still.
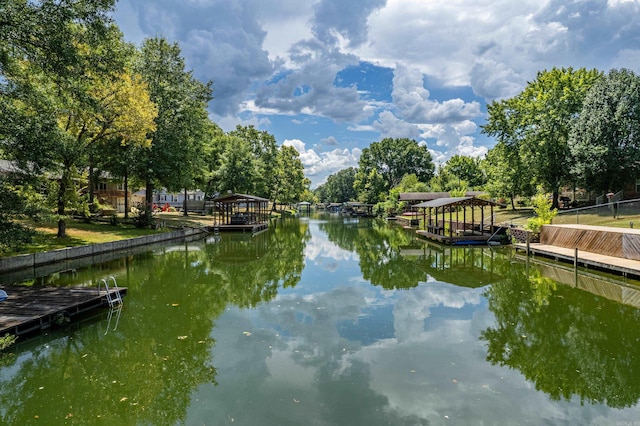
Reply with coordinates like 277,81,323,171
131,203,155,228
0,219,36,255
0,333,17,351
525,192,557,235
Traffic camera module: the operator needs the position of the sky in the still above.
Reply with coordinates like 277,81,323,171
111,0,640,188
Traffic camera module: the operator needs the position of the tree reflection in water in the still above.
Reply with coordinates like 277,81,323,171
0,218,309,425
481,258,640,408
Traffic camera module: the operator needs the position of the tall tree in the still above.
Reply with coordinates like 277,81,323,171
354,138,434,203
442,155,486,189
228,125,278,199
0,1,139,237
135,37,213,222
483,68,602,209
569,68,640,194
213,135,257,194
315,167,357,203
271,145,308,208
483,142,534,208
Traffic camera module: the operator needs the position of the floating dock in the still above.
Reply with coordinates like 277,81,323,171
0,285,126,337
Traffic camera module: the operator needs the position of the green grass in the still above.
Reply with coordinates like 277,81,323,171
7,218,168,257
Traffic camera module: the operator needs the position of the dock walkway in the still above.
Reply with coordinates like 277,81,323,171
515,243,640,278
0,285,126,336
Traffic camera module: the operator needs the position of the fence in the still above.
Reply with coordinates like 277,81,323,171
554,198,640,227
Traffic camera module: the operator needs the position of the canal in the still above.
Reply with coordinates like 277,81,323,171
2,214,640,425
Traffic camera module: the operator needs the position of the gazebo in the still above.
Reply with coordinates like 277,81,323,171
211,193,270,233
414,196,505,245
297,201,312,214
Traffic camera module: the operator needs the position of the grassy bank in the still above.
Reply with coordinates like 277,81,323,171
7,213,215,257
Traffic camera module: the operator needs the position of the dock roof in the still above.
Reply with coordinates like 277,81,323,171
414,196,502,210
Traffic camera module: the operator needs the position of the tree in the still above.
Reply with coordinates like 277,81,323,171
483,68,602,209
271,145,308,208
382,173,429,216
569,68,640,194
135,37,213,223
64,65,158,208
1,2,138,237
315,167,357,203
213,135,258,194
354,138,434,203
228,125,278,199
483,142,534,208
0,0,116,79
442,155,486,189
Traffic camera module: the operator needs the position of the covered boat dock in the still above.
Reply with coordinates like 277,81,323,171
210,193,270,233
414,196,504,245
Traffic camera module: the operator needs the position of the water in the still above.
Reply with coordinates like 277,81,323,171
2,214,640,425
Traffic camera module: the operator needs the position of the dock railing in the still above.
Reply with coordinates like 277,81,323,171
554,197,640,227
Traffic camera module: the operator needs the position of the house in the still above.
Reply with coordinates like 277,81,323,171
132,189,209,213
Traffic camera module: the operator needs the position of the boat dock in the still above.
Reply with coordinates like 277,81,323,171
514,224,640,279
0,285,126,337
515,243,640,278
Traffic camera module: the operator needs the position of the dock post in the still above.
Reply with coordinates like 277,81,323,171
526,231,530,256
574,247,578,268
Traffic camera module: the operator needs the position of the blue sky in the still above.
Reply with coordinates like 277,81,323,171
111,0,640,187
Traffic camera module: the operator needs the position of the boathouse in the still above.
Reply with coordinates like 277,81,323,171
414,196,504,245
211,193,270,233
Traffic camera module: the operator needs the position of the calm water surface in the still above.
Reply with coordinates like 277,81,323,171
2,214,640,425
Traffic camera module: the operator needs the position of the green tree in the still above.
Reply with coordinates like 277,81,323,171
214,135,258,194
483,142,534,208
382,173,429,216
1,7,141,237
272,145,308,208
228,125,278,199
442,155,486,189
569,68,640,194
483,68,602,209
315,167,357,203
354,138,434,203
135,37,213,223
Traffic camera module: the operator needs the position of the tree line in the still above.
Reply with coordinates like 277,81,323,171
0,1,308,251
316,67,640,213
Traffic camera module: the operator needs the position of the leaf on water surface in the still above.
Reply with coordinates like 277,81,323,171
177,335,188,340
242,331,252,336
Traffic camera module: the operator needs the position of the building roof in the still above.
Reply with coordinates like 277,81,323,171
414,196,503,209
399,191,484,202
212,192,270,203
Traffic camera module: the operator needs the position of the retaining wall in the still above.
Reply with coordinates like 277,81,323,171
0,227,208,274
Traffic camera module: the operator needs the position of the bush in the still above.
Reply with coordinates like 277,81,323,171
525,192,558,235
131,203,155,229
0,333,17,351
0,219,36,255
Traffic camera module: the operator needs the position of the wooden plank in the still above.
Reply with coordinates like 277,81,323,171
540,224,640,259
515,242,640,278
0,285,126,336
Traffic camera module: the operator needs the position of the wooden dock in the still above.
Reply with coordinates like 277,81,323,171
513,224,640,278
515,242,640,278
416,229,499,245
207,223,268,234
0,285,126,337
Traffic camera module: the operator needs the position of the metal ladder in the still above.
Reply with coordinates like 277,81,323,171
98,276,123,307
